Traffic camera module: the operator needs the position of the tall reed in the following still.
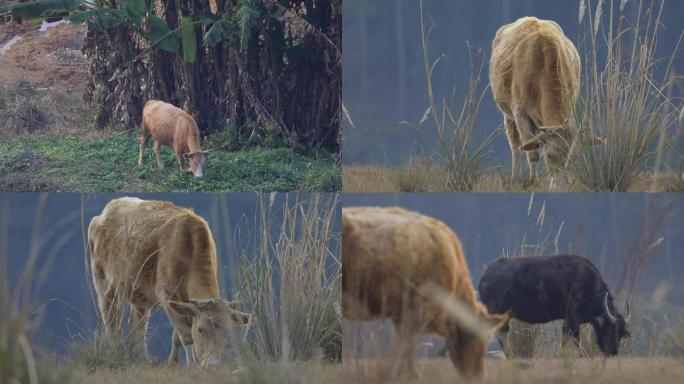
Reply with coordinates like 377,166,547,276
571,0,683,191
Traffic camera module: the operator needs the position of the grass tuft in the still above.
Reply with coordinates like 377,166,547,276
238,193,341,363
400,0,499,192
68,330,148,372
391,155,433,192
570,0,683,191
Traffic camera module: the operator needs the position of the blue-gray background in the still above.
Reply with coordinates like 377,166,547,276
342,0,684,165
1,193,340,358
342,193,683,300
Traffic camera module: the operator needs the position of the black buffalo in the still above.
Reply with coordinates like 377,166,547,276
478,254,630,356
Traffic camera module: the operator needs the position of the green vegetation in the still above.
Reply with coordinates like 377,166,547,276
0,132,340,192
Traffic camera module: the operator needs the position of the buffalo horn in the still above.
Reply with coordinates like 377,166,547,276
604,292,617,323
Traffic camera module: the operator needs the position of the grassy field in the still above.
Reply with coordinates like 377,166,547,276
67,362,344,384
0,130,340,192
343,357,684,384
61,357,684,384
342,164,681,193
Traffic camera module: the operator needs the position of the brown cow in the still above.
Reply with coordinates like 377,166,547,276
490,17,601,184
88,197,251,366
138,100,209,177
342,207,508,378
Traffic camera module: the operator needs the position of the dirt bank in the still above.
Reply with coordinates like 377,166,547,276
0,20,87,90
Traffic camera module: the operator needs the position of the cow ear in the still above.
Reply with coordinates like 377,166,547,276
183,152,192,158
168,300,200,317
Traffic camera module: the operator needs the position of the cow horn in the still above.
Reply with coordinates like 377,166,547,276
624,300,631,322
604,293,617,323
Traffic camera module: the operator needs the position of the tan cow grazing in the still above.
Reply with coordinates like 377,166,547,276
342,207,509,378
490,17,601,185
88,197,251,366
138,100,209,177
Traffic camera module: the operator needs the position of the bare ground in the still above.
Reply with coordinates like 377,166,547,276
0,20,87,89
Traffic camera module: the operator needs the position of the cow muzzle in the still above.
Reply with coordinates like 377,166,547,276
193,169,203,178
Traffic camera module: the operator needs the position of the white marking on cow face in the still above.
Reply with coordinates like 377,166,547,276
184,151,208,178
173,298,252,366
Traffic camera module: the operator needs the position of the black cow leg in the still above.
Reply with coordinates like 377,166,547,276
495,329,510,356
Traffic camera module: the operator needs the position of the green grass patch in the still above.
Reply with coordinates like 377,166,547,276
0,131,340,192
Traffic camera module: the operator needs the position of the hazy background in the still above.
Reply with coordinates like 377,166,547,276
342,0,684,166
1,192,340,359
342,193,684,355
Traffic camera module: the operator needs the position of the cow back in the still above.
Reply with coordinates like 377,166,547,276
342,207,479,335
88,197,219,307
142,100,201,151
490,17,580,125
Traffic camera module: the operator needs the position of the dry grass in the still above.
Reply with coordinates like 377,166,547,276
570,0,683,192
395,0,499,192
237,193,341,362
342,357,684,384
69,362,345,384
342,165,681,192
0,80,89,137
0,194,70,383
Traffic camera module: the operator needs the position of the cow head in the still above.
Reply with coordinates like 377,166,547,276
170,298,252,366
594,292,631,356
520,127,603,171
183,151,210,178
446,309,509,378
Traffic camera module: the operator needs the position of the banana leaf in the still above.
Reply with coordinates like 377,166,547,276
146,14,179,54
180,16,197,64
203,17,230,48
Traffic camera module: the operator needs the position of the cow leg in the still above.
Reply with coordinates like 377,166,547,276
129,304,150,359
138,131,149,166
168,330,182,365
513,108,541,182
92,263,122,335
154,141,164,169
505,116,525,183
389,319,419,380
175,149,185,173
167,329,195,365
184,344,197,364
496,330,511,358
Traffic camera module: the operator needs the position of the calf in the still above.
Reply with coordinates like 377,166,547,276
88,197,251,365
343,207,508,378
490,17,601,185
138,100,209,177
478,254,630,357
